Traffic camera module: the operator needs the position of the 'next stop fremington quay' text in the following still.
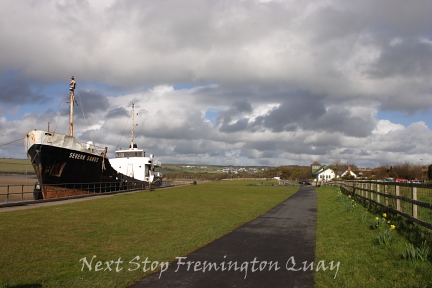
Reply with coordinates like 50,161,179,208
79,255,340,279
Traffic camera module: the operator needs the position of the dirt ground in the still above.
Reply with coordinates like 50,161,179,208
0,175,37,185
0,176,37,202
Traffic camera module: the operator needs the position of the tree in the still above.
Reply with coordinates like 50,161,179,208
388,162,422,180
428,164,432,180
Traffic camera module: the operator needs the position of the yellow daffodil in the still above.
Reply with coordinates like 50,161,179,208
387,221,390,224
375,217,379,220
383,213,387,218
390,225,396,230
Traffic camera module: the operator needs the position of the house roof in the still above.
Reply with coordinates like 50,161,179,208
313,165,335,175
339,169,357,177
311,161,321,166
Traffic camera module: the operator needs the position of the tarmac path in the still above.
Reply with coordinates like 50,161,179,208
128,186,317,288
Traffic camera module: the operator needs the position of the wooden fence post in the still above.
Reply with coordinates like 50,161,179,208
395,184,400,211
384,185,389,207
364,182,367,198
365,183,370,199
412,186,418,219
377,183,380,204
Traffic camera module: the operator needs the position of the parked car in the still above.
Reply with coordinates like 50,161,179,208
395,178,408,183
299,181,312,185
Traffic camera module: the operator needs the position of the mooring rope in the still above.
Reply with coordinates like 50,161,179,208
0,137,23,148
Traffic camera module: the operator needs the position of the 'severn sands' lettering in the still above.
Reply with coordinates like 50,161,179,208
69,153,85,160
69,153,99,162
86,156,99,162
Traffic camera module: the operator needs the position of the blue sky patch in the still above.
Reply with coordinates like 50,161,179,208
377,110,432,128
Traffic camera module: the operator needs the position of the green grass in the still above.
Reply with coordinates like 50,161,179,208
315,186,432,288
0,181,297,288
0,158,32,173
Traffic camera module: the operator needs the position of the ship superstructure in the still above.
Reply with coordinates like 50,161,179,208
110,102,163,186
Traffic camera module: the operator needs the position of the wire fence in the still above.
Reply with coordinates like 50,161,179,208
328,180,432,230
0,180,173,207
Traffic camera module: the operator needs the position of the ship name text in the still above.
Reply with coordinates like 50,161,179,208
69,152,99,162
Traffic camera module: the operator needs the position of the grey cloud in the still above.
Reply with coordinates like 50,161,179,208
233,100,252,113
248,92,327,133
77,91,110,113
173,140,218,155
242,139,331,156
57,90,110,119
356,0,432,37
214,90,377,138
218,100,253,119
305,7,364,43
380,94,432,116
340,149,359,155
368,41,432,79
105,107,129,119
0,72,48,105
219,118,249,133
217,100,253,133
310,106,376,137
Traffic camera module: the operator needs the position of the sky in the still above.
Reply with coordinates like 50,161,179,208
1,0,432,168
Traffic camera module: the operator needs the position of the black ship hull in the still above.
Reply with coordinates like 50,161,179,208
27,143,133,199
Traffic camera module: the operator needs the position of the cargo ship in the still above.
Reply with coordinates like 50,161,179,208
24,77,162,199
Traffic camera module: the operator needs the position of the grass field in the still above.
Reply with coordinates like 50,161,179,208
3,182,431,287
0,158,32,174
0,180,296,288
315,186,432,288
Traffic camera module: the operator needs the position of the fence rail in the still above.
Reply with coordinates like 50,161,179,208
221,178,276,181
328,180,432,230
0,180,173,207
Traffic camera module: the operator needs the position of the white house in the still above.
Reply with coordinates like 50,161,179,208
311,162,336,183
315,166,335,182
338,165,357,179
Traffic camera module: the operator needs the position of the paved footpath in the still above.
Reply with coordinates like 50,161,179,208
128,186,317,288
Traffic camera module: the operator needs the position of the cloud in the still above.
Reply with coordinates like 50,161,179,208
2,85,432,167
368,41,432,79
1,0,432,168
0,72,48,105
76,90,110,114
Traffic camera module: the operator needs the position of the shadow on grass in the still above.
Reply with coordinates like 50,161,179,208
6,285,42,288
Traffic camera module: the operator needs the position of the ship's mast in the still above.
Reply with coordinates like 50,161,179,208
69,76,76,136
131,101,135,149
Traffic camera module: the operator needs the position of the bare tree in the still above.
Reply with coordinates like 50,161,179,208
388,162,422,180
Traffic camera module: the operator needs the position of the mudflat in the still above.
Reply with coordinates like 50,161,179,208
0,175,37,186
0,176,37,202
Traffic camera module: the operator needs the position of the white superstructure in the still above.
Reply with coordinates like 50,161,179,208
109,101,162,184
110,147,162,182
24,130,105,156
